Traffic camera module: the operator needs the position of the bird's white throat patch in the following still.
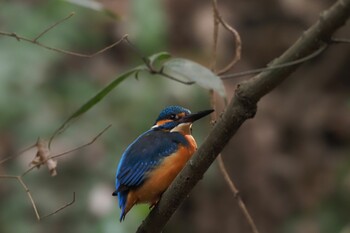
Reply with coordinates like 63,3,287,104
170,123,192,134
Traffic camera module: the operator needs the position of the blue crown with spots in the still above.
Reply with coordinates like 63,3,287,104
155,106,191,122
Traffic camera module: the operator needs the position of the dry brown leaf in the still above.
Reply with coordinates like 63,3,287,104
30,138,58,176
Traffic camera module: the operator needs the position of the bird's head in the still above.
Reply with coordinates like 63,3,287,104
152,106,213,134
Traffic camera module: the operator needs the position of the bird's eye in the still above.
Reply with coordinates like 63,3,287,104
170,114,178,120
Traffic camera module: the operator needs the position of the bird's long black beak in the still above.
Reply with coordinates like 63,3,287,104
181,109,214,123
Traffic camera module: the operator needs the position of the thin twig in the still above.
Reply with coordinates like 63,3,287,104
331,37,350,43
124,36,153,71
157,68,195,85
34,12,75,42
124,36,195,85
0,31,128,58
0,175,76,220
40,192,76,220
0,175,41,220
221,44,328,79
16,176,41,220
212,0,242,75
0,12,128,58
0,125,108,220
211,0,220,71
21,162,38,177
209,91,259,233
51,124,111,159
22,125,111,177
217,155,259,233
159,72,195,85
209,2,257,232
210,94,259,233
0,143,36,165
87,35,128,57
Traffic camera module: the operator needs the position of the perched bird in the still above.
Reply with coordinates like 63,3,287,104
113,105,213,221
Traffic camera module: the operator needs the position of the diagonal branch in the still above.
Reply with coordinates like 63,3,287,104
136,0,350,232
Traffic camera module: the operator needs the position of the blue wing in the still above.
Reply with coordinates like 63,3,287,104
115,129,188,192
113,129,189,221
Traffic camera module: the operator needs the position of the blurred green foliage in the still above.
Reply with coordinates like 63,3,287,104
1,1,350,233
0,1,211,233
130,0,167,54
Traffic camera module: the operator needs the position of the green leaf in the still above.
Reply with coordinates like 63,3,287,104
49,69,136,146
163,58,226,98
148,51,171,70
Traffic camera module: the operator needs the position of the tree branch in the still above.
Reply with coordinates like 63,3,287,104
136,0,350,232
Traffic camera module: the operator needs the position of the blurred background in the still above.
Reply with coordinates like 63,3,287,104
0,0,350,233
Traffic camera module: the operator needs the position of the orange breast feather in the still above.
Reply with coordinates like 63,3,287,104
123,135,197,214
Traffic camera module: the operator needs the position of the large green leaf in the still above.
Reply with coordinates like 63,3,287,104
49,54,226,146
54,52,171,136
163,58,226,98
49,69,136,146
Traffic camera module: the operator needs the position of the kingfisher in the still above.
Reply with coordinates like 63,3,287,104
112,105,213,221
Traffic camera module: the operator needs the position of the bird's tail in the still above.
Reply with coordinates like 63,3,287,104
113,190,128,221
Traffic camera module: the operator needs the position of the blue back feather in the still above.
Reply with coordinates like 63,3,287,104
115,128,189,221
